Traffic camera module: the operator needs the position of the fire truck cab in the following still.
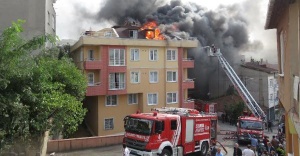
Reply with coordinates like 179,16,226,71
236,116,264,143
123,107,217,156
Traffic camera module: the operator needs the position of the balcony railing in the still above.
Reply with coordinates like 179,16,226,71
183,79,195,89
182,58,194,68
84,58,103,69
182,99,195,109
86,82,105,96
109,82,125,90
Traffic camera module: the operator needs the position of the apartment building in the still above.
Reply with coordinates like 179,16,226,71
70,21,198,136
265,0,300,155
240,60,278,120
0,0,56,39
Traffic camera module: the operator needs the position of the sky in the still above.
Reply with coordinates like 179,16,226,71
54,0,277,63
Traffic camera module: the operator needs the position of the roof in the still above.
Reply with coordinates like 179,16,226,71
265,0,289,29
239,116,263,121
241,62,278,74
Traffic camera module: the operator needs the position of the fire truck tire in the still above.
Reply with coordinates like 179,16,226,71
160,149,171,156
200,141,209,156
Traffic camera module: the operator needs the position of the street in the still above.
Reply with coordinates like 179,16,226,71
52,120,278,156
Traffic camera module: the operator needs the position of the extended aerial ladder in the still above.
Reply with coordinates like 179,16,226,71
206,46,267,121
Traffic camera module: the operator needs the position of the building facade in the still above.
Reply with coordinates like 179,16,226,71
71,24,198,136
240,61,279,120
265,0,300,155
0,0,56,39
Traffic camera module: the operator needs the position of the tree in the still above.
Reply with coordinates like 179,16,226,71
0,20,87,155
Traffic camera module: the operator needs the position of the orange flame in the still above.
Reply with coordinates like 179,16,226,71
140,21,165,40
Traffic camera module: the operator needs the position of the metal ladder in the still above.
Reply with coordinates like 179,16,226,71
207,48,267,121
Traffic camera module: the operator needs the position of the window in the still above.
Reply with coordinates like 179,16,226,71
167,49,177,61
88,50,94,61
149,71,158,83
130,49,140,61
104,31,112,37
149,49,158,61
52,14,55,30
270,79,273,87
167,92,177,104
130,71,140,83
106,95,117,106
47,12,50,25
87,73,94,86
167,71,177,82
104,118,114,130
171,120,177,130
109,49,125,66
128,94,138,104
148,93,158,105
270,94,273,100
109,73,125,90
129,30,138,38
279,31,285,75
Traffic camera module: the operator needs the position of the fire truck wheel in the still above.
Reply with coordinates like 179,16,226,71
200,141,208,156
160,149,171,156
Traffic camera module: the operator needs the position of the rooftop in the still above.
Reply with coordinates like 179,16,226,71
241,62,278,74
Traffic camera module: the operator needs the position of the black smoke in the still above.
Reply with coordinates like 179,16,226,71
84,0,264,99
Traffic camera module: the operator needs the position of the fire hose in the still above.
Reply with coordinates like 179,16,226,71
216,140,228,155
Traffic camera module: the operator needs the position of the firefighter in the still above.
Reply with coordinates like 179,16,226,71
210,141,217,156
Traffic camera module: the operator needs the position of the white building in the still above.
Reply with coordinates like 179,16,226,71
240,59,279,120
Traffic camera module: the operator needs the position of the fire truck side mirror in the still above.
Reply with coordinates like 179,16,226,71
155,121,163,134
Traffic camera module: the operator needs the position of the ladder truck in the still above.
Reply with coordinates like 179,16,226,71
207,46,267,142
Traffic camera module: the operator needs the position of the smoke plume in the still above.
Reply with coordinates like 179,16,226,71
77,0,271,99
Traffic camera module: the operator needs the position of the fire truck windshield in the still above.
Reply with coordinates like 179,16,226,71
124,117,153,135
239,120,263,130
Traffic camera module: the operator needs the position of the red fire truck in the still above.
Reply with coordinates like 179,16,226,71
236,116,264,143
123,107,218,156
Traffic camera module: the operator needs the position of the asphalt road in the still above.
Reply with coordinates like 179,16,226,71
52,121,278,156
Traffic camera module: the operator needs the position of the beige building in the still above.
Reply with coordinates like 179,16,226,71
71,22,198,136
265,0,300,155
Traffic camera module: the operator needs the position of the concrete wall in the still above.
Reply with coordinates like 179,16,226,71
0,0,56,39
47,134,124,153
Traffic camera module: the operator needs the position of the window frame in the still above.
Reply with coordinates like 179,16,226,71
128,94,138,105
147,93,158,105
166,49,177,61
88,50,94,61
129,30,138,39
130,48,140,61
149,49,158,61
104,118,114,130
109,73,125,90
130,71,140,83
166,71,177,82
166,92,178,104
87,72,94,86
109,49,126,66
106,95,118,106
149,71,158,83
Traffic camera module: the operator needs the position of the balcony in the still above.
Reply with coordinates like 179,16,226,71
182,58,194,68
86,82,106,96
84,59,103,70
183,79,195,89
182,99,195,109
